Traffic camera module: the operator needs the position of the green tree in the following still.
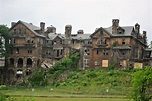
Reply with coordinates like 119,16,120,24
0,25,10,84
131,66,152,101
28,69,47,86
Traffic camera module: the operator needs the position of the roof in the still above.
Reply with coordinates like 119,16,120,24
48,33,64,40
104,26,134,36
113,46,131,50
20,21,46,37
71,34,91,40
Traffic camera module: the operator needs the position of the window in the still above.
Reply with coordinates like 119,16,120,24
103,49,108,55
96,50,99,54
84,49,90,55
94,61,99,66
54,41,56,44
102,60,108,67
28,49,32,53
122,38,125,45
16,48,19,54
12,38,16,43
60,41,62,44
84,59,89,67
14,29,16,34
60,50,63,55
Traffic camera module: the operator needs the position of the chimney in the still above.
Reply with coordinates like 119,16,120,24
40,22,45,35
65,25,72,39
143,31,147,44
11,22,16,27
135,23,140,33
112,19,119,34
77,30,84,34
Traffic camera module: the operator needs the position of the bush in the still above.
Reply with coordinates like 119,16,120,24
131,66,152,101
28,69,47,86
0,92,6,101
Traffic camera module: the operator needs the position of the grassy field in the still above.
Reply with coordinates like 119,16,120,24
1,87,130,101
12,97,129,101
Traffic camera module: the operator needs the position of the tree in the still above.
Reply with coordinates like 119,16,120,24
0,25,10,84
131,66,152,101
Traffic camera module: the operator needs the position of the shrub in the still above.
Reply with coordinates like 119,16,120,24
131,66,152,101
0,92,6,101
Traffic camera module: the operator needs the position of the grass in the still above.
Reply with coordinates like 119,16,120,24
13,97,129,101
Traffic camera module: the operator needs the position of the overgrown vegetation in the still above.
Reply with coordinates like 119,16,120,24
28,69,48,86
131,66,152,101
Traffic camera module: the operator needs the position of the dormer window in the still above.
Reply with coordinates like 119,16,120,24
122,38,125,45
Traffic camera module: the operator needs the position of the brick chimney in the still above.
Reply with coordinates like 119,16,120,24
135,23,140,38
112,19,119,34
40,22,45,35
65,25,72,39
143,31,147,44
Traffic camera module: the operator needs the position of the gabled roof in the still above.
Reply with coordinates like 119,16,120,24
104,26,134,37
10,20,46,38
48,33,64,40
71,34,91,40
90,27,112,38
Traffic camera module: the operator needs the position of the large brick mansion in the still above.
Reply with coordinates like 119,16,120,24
4,19,152,84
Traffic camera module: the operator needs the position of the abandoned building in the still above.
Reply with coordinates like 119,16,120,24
6,19,152,84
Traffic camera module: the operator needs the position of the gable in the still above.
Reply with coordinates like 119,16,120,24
90,27,111,39
11,22,37,38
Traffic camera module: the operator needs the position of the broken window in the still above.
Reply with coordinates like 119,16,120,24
103,49,108,55
84,59,89,67
27,58,32,67
60,40,63,44
57,50,60,57
12,38,15,43
14,29,16,34
122,38,125,45
28,49,32,53
96,50,99,54
18,58,23,67
94,61,99,66
16,48,19,54
84,49,90,55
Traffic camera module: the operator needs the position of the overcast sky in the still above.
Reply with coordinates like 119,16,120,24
0,0,152,42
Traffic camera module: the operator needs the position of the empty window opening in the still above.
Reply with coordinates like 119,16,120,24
18,58,23,67
57,50,60,57
26,69,32,75
122,38,125,45
28,49,32,53
27,58,32,67
16,48,19,54
103,49,108,55
96,50,99,54
84,49,90,55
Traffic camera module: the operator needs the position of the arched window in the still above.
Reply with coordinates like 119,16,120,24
27,58,32,67
18,58,23,67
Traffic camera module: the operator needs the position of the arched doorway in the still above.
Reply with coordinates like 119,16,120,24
27,58,32,67
18,58,23,68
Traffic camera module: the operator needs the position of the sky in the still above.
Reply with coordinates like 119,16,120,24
0,0,152,43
